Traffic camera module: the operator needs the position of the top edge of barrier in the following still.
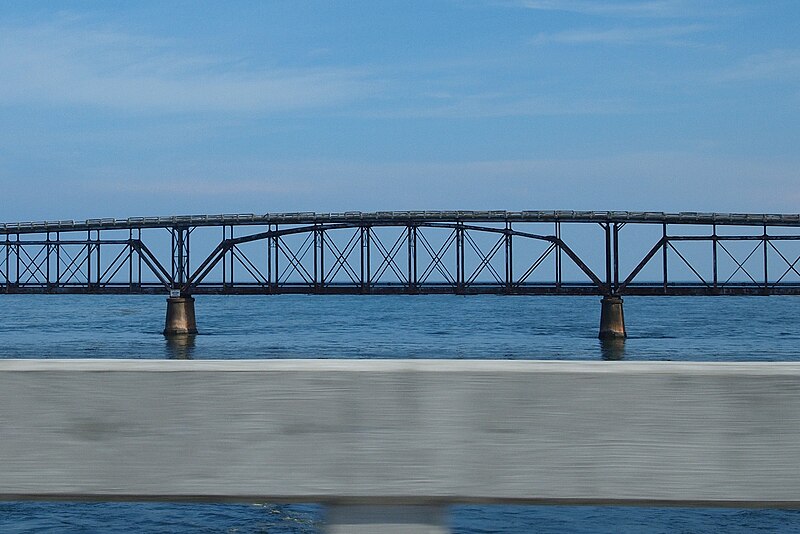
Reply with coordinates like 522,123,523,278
2,359,800,374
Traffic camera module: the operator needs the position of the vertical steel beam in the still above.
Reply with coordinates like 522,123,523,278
367,226,372,290
229,226,234,289
407,225,417,292
3,238,7,291
46,232,51,291
56,232,61,288
313,226,319,291
613,223,620,294
360,226,370,293
170,227,190,289
460,227,465,290
360,226,365,291
15,235,20,287
267,225,273,292
137,228,142,287
170,229,176,285
86,230,91,289
662,223,668,294
712,224,718,290
186,228,191,285
505,222,513,292
45,232,50,289
604,223,612,294
318,228,325,288
763,225,769,295
4,239,8,289
176,228,185,286
364,226,372,292
221,225,226,287
128,229,133,291
456,223,465,292
95,230,101,288
407,225,412,291
179,228,185,285
412,225,418,290
273,226,280,292
555,222,562,290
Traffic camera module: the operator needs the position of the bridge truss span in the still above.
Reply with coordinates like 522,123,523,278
2,211,800,297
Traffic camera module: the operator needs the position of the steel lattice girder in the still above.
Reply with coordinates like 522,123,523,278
1,214,800,296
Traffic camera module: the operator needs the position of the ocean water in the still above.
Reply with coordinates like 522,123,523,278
1,294,800,532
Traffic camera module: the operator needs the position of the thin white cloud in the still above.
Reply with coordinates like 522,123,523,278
356,94,632,118
69,152,800,214
531,24,706,45
505,0,744,19
0,19,630,119
87,178,317,196
716,49,800,82
0,21,377,113
509,0,695,18
3,150,797,220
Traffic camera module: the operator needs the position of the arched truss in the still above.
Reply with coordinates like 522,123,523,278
183,222,605,294
2,212,800,296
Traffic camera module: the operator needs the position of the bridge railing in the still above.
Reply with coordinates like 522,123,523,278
2,360,800,532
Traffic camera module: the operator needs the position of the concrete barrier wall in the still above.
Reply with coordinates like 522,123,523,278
2,359,800,508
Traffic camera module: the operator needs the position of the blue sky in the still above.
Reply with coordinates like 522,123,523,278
1,0,799,221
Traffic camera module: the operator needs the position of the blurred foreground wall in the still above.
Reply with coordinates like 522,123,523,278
1,359,799,509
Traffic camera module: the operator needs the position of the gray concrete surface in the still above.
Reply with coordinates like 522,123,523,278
325,505,447,534
1,359,800,508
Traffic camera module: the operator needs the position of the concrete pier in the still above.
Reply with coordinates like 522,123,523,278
599,295,626,339
163,296,197,335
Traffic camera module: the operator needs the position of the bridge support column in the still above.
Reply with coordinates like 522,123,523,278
599,295,626,339
325,505,448,534
163,295,197,336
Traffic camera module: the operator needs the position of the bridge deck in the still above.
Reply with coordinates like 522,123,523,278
3,210,800,234
4,283,800,296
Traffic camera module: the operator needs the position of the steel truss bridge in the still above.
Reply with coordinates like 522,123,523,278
2,211,800,296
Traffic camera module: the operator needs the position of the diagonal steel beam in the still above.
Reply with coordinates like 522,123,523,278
616,237,667,293
323,229,361,284
768,241,800,286
417,229,457,285
667,241,711,288
131,240,173,288
516,243,557,285
465,232,505,285
719,241,761,286
278,233,315,284
371,230,408,284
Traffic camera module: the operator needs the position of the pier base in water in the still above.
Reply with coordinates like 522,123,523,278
163,296,197,336
599,295,626,339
